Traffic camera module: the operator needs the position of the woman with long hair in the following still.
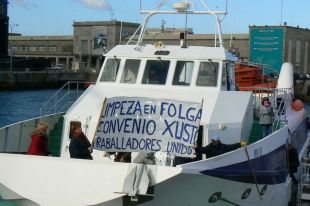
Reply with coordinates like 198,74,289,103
27,122,49,156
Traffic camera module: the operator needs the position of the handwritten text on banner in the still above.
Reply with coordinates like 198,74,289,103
93,97,202,156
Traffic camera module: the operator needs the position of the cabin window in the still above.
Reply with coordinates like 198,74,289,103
172,61,194,86
222,63,230,90
142,60,170,85
196,61,219,86
120,59,140,84
100,58,121,82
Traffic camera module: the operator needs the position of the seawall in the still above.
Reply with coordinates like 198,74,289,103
0,71,98,90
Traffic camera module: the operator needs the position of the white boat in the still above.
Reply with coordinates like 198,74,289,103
0,1,309,205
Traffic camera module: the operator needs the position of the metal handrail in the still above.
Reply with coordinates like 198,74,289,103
241,87,292,132
272,97,286,131
0,113,64,153
272,88,292,131
40,82,72,110
39,81,95,116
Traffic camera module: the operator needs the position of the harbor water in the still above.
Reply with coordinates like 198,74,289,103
0,90,58,128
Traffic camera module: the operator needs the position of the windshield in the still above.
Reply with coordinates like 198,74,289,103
142,60,170,85
196,61,219,87
120,59,140,84
100,58,121,82
172,61,194,86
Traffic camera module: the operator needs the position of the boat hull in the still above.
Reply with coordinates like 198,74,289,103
0,124,307,206
102,174,291,206
0,155,292,206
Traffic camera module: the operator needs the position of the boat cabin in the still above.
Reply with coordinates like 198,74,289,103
98,44,237,91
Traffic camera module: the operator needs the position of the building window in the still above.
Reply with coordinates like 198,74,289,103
19,46,27,52
91,56,97,68
81,40,88,54
11,46,18,52
296,40,301,65
81,56,88,63
29,46,37,52
48,46,57,52
38,46,47,52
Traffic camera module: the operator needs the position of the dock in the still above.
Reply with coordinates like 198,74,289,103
0,70,98,90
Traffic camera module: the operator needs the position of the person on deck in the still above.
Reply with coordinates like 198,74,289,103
27,122,49,156
199,134,242,158
259,97,273,137
104,152,131,163
69,127,93,160
288,144,300,184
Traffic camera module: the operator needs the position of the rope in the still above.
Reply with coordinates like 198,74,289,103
244,146,262,200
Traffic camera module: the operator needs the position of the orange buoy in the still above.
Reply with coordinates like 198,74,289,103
292,99,304,111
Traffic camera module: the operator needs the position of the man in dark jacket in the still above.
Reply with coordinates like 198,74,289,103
199,134,241,158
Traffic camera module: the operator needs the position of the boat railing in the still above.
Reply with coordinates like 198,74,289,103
236,61,276,73
0,113,63,153
235,62,278,89
241,87,293,131
39,81,95,117
272,88,293,131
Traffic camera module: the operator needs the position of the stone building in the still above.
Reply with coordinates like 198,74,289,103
9,21,140,71
10,35,74,69
72,21,140,71
9,19,250,72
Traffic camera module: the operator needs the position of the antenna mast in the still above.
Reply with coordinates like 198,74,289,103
280,0,283,25
132,0,227,49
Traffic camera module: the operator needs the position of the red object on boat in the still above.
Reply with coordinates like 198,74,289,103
84,82,92,88
292,99,304,111
235,62,277,92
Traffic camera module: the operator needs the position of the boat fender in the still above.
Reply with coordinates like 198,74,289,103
291,99,304,111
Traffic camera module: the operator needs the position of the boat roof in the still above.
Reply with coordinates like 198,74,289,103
105,44,237,62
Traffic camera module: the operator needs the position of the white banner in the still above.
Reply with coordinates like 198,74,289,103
93,97,202,156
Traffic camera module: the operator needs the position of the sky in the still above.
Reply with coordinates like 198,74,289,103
8,0,310,36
